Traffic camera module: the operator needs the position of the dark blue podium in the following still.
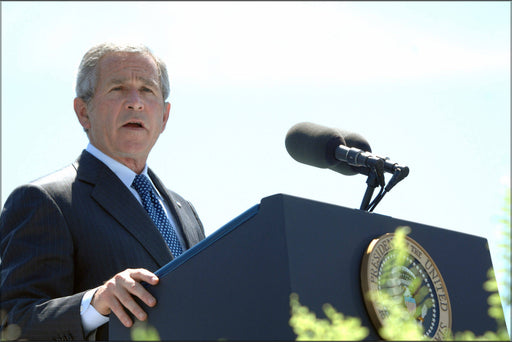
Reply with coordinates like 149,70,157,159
109,193,503,340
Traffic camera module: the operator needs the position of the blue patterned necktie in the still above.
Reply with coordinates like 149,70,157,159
132,174,183,257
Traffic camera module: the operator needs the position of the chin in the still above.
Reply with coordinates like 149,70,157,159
118,141,151,153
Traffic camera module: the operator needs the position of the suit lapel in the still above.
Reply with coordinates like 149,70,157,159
75,151,173,267
148,169,194,249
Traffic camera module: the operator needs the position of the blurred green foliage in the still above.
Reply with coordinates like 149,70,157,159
130,320,161,341
289,209,511,341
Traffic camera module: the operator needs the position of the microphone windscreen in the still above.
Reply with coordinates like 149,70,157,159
285,122,345,169
340,130,372,152
328,129,372,176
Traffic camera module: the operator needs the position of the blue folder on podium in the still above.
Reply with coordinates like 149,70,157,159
109,193,503,340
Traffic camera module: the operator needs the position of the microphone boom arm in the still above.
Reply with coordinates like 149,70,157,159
359,163,385,211
334,145,409,212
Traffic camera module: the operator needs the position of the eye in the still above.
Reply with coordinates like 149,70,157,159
141,86,154,93
110,86,123,92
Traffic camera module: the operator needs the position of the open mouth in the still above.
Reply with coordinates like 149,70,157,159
123,121,144,128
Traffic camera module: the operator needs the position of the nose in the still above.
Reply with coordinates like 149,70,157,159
125,89,144,111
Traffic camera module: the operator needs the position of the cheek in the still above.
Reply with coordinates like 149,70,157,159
150,105,168,133
90,114,107,131
89,111,117,138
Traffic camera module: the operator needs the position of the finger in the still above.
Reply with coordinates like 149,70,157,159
109,296,134,328
115,287,148,322
128,268,159,285
91,269,159,324
121,278,157,308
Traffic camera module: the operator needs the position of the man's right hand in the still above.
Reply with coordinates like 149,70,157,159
91,268,159,328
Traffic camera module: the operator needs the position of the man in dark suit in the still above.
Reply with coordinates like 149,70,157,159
0,43,206,340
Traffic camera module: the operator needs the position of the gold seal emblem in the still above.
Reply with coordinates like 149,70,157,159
361,232,452,340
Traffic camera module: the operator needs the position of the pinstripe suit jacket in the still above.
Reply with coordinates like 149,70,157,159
0,150,205,340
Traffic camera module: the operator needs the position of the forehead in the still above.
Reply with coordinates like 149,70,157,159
97,52,159,84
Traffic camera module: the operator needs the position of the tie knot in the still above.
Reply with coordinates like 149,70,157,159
132,174,153,196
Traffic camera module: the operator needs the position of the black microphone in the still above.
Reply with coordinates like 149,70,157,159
329,129,373,176
286,122,409,212
284,122,347,169
285,122,383,175
285,122,408,178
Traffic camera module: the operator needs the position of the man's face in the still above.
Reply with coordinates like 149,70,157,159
75,52,170,170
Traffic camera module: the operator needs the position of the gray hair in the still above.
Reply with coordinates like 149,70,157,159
75,43,170,104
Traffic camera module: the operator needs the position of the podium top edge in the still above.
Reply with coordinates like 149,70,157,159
154,203,260,278
262,193,489,242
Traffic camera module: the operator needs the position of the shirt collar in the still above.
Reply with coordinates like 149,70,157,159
86,143,149,190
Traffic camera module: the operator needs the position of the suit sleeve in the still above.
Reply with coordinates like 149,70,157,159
0,184,87,340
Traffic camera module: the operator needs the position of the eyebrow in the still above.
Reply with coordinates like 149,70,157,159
109,76,159,88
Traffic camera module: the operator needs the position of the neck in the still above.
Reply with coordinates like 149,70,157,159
116,157,147,174
86,143,148,174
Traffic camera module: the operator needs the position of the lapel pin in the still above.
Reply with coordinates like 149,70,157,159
176,201,182,208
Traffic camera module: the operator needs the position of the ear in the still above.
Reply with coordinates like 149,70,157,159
160,102,171,133
74,97,91,131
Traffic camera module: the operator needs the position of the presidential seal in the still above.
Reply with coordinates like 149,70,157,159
360,232,452,340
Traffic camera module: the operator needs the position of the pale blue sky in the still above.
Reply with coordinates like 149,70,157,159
2,1,510,333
